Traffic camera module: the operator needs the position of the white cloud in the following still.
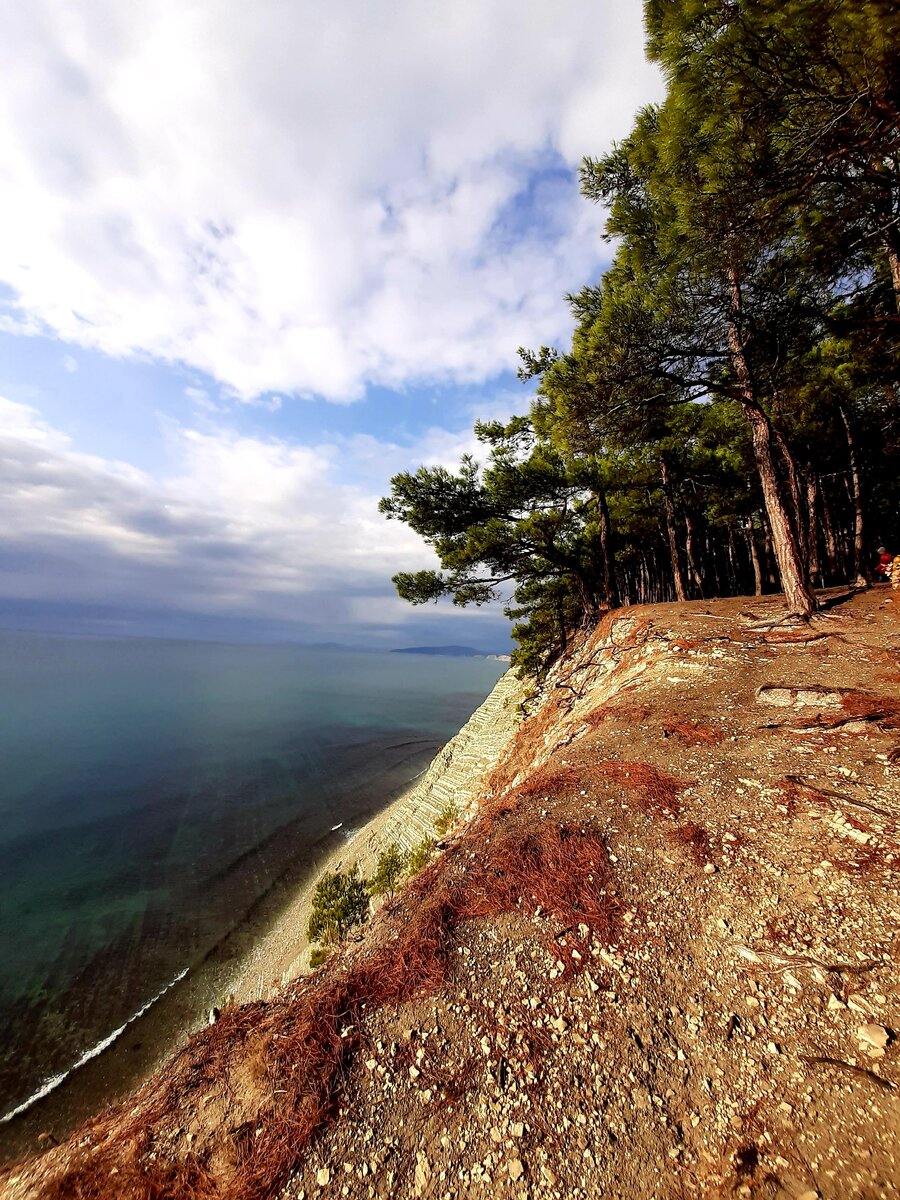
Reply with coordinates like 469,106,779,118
62,353,78,372
0,1,661,401
0,396,504,638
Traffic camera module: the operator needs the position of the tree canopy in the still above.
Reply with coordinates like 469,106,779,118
382,0,899,673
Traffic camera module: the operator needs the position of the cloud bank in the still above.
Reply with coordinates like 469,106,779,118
0,0,659,401
0,396,511,643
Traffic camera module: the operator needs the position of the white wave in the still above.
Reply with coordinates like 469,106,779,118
330,822,344,831
0,966,190,1124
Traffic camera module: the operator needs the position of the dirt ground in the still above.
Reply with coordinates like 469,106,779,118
4,588,899,1200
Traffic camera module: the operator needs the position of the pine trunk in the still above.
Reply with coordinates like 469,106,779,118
660,458,687,601
684,514,705,598
595,489,618,607
884,232,900,315
772,423,808,562
746,517,763,595
639,554,651,605
727,265,815,617
819,482,837,580
839,402,868,588
805,475,821,588
556,598,568,655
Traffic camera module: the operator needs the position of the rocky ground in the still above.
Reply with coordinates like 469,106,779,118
3,588,898,1200
285,588,900,1200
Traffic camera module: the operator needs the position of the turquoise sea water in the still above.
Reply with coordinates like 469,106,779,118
0,632,504,1120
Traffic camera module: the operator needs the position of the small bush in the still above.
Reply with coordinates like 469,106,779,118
306,865,370,944
434,802,458,837
407,835,436,875
308,947,329,969
369,843,410,898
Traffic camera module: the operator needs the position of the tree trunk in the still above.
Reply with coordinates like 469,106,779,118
746,517,764,595
726,265,816,617
594,489,618,607
805,475,821,588
660,458,687,602
884,230,900,315
639,554,651,605
684,514,705,598
839,402,869,588
726,527,740,591
771,423,808,562
763,523,777,588
556,597,568,655
819,481,837,581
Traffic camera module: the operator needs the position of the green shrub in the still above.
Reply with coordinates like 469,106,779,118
434,802,458,837
407,835,436,875
306,865,370,945
369,843,410,898
308,946,329,969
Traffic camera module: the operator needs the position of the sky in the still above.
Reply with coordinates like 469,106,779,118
0,0,662,650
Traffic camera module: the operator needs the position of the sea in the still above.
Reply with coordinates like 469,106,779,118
0,631,505,1141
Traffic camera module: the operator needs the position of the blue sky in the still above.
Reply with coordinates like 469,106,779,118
0,1,661,649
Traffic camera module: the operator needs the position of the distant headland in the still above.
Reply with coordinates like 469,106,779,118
391,645,510,660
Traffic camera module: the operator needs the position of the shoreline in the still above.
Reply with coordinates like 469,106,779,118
222,668,526,1004
0,740,440,1164
0,670,526,1165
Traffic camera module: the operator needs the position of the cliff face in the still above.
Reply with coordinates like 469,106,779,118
355,668,528,859
4,589,900,1200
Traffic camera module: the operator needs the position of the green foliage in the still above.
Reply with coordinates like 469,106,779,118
306,865,370,945
308,946,329,969
381,416,619,674
380,1,900,662
368,843,410,899
433,803,458,837
407,836,436,876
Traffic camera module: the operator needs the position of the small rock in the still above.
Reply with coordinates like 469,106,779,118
414,1154,431,1195
508,1159,525,1181
857,1023,890,1051
316,1167,330,1187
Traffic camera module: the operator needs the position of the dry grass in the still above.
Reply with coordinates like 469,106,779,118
793,689,900,732
778,778,802,816
668,822,715,866
760,628,831,645
26,810,621,1200
583,701,652,729
666,636,708,652
589,759,691,818
835,691,900,728
661,718,723,746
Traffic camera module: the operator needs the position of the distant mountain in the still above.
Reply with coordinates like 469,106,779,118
391,644,490,658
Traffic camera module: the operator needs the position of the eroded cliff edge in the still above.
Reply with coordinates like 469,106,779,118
4,589,900,1200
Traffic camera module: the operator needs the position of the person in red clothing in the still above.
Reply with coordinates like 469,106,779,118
876,547,893,580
